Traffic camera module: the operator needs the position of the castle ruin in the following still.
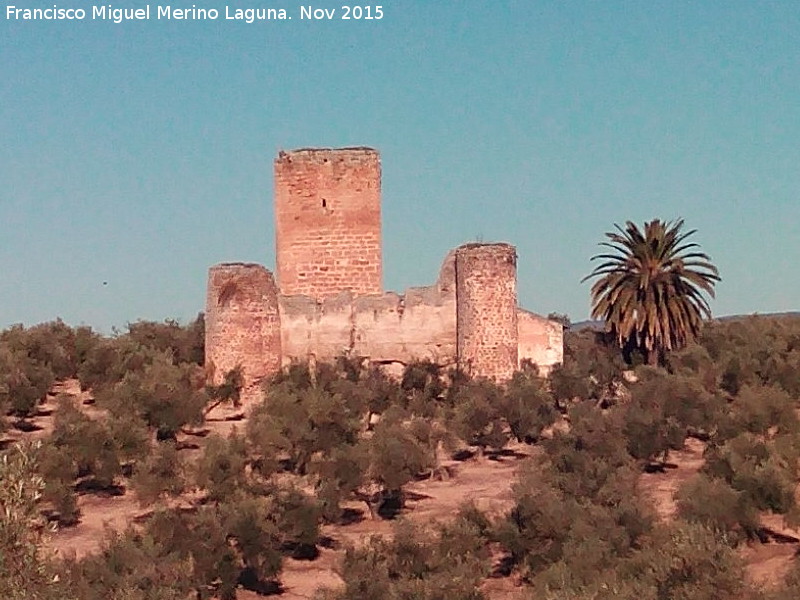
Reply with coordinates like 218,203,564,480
205,147,563,401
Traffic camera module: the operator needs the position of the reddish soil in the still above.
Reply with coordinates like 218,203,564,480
638,436,800,591
9,380,799,599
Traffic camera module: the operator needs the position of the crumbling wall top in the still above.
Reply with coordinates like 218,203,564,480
212,262,268,270
276,147,379,164
455,242,517,258
517,307,562,325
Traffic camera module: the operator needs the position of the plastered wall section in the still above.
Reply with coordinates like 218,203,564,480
274,148,382,299
205,254,563,392
517,309,564,375
205,263,282,403
279,252,457,366
455,243,519,381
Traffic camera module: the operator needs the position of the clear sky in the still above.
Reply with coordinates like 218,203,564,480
1,1,798,332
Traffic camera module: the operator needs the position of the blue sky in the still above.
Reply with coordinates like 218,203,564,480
1,1,798,332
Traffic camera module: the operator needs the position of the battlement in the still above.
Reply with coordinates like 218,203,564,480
277,147,379,162
205,147,563,401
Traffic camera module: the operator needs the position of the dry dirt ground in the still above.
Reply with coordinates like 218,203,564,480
639,436,800,591
3,380,799,599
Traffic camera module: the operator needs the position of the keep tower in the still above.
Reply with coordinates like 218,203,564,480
274,147,382,299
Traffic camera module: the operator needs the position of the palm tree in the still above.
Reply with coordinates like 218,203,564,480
583,219,720,365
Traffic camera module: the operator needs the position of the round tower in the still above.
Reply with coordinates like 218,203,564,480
455,243,518,381
274,147,382,299
205,263,281,403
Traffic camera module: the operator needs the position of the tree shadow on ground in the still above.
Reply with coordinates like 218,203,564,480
643,461,679,474
490,553,515,578
12,419,43,432
282,541,320,560
75,479,126,497
238,568,283,596
338,507,366,526
486,448,528,461
756,527,800,544
452,449,475,461
206,412,245,423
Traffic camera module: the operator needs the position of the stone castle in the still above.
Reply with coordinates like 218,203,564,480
205,147,563,400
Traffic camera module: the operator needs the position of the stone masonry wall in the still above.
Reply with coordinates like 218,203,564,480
274,148,382,299
517,309,564,375
204,147,563,393
455,243,519,381
204,253,562,390
279,252,457,366
205,263,282,403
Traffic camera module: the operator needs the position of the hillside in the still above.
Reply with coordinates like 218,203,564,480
2,314,800,599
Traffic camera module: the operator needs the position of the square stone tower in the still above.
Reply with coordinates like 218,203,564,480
274,147,382,299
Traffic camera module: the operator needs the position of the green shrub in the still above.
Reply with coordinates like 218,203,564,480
38,395,151,526
621,370,716,464
502,368,558,443
549,329,625,405
318,517,489,600
449,378,507,452
675,474,759,540
266,484,322,558
496,401,653,585
700,316,800,398
143,507,239,600
401,359,446,406
497,458,651,585
544,402,633,500
0,320,83,380
622,521,746,600
0,344,55,418
63,528,194,600
720,384,800,440
131,441,186,506
38,441,80,526
526,522,746,600
218,496,285,589
313,443,368,523
495,462,574,576
141,485,316,598
99,353,207,441
126,315,204,367
359,364,403,417
77,336,157,394
362,410,436,517
195,431,251,503
704,433,798,515
667,343,721,392
0,442,71,600
247,381,362,476
105,412,151,465
48,396,123,491
205,366,243,410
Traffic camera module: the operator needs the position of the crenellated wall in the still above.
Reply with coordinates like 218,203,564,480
455,243,519,381
205,250,562,397
280,252,457,367
205,263,282,401
204,147,564,401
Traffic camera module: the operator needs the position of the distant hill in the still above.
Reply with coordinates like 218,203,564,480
570,319,603,331
570,312,800,332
